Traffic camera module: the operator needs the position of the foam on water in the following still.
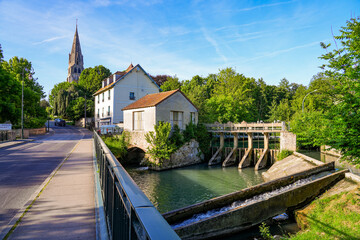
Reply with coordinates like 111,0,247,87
172,178,312,229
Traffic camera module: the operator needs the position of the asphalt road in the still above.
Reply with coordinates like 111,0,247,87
0,125,92,236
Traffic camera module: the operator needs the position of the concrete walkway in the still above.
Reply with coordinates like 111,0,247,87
8,139,96,240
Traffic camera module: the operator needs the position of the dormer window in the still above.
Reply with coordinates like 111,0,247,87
129,92,135,100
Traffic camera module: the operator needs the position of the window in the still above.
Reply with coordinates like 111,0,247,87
129,92,135,100
170,111,183,129
102,107,104,117
97,95,99,104
190,112,196,123
133,111,144,130
97,109,99,118
107,106,110,116
108,90,110,100
102,93,104,102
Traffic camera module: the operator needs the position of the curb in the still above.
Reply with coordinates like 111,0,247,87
0,140,82,240
93,140,110,240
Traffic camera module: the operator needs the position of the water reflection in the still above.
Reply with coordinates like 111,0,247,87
126,163,265,213
299,150,360,175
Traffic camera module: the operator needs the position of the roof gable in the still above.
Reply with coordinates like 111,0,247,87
93,64,160,96
122,89,198,111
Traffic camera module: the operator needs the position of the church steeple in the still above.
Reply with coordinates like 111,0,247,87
67,22,84,83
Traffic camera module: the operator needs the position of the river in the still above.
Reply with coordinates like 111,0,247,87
126,163,266,213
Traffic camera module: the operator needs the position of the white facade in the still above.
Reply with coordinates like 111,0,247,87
94,64,160,128
123,91,198,132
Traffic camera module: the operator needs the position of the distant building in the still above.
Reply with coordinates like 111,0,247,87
67,24,84,83
122,89,198,132
93,64,160,127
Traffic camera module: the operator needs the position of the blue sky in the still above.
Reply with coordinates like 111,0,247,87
0,0,359,97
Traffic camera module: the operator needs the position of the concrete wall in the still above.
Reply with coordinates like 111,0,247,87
156,91,198,130
280,131,297,151
113,67,160,123
123,106,156,132
75,117,94,128
94,66,160,128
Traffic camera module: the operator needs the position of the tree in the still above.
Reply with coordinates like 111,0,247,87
1,56,46,127
150,75,171,86
204,68,257,123
160,76,181,91
78,65,111,94
319,17,360,163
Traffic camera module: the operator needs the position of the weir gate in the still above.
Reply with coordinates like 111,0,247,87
205,122,296,170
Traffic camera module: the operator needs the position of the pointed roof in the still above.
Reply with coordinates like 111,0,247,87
93,64,160,96
70,25,82,56
122,89,198,111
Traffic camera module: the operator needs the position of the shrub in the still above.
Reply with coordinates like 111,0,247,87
102,131,130,160
145,122,177,166
277,150,293,161
169,124,184,148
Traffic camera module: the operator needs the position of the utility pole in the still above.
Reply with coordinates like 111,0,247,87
21,68,24,139
84,94,87,129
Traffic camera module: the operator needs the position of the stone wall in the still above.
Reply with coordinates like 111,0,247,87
128,131,151,151
28,127,46,136
150,140,203,170
280,131,297,151
14,129,30,139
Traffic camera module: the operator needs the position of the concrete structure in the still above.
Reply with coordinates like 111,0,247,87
93,64,160,128
206,122,296,169
164,163,344,239
67,24,84,83
122,89,198,133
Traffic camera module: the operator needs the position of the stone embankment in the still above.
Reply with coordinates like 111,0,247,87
262,152,324,181
150,140,203,171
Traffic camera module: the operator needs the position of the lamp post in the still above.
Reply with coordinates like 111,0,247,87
21,67,31,139
84,93,87,129
302,89,318,113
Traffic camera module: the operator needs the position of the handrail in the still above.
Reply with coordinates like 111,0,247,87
205,121,286,133
93,131,180,240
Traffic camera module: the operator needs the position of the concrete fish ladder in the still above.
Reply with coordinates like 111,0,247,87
163,163,346,239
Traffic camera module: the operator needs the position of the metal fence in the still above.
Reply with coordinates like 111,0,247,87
94,131,180,240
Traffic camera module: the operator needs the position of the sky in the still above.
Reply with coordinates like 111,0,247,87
0,0,359,98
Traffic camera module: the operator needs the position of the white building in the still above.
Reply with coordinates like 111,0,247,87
93,64,160,128
122,89,198,132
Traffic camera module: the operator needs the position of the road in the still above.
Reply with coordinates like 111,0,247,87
0,124,92,235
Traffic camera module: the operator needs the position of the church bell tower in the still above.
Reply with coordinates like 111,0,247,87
67,22,84,83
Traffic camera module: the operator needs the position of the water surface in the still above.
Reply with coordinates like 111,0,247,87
126,163,266,213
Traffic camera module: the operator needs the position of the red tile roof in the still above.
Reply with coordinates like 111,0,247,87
122,89,179,110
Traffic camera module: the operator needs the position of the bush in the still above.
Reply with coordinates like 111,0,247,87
145,122,177,166
169,124,184,148
277,150,293,161
102,132,130,160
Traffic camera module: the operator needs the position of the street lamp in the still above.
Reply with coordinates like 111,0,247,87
302,89,318,113
21,67,32,139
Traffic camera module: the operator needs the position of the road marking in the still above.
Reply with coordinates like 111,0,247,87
0,140,83,240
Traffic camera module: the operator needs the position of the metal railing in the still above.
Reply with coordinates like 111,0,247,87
94,132,180,240
205,121,286,133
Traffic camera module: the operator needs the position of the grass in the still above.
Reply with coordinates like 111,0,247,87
101,132,129,160
289,187,360,240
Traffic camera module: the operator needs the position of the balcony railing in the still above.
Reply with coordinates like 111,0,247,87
93,132,180,240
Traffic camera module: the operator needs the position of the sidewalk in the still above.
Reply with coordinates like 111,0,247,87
7,139,96,240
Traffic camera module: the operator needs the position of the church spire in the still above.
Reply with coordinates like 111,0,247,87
67,21,84,83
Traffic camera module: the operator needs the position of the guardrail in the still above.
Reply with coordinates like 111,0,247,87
93,131,180,240
205,121,286,133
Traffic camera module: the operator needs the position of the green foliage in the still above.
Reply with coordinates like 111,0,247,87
318,17,360,164
78,65,111,94
194,123,212,158
182,121,196,142
289,189,360,239
102,132,130,160
160,76,181,91
145,122,177,166
290,111,328,148
259,222,274,240
169,124,184,148
277,150,293,161
0,53,46,128
66,97,94,121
